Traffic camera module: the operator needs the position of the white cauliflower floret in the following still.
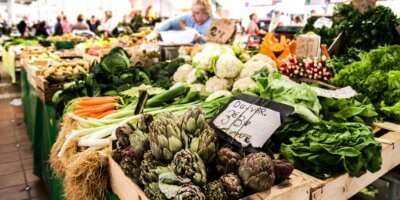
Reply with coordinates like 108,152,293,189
215,54,243,79
205,90,232,102
251,54,276,67
190,83,205,92
173,64,193,83
233,77,257,92
205,77,232,93
192,43,235,71
239,54,277,78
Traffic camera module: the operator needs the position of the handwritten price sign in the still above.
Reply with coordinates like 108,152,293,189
212,95,294,148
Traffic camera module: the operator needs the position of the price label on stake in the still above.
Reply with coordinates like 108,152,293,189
211,95,294,148
312,86,357,99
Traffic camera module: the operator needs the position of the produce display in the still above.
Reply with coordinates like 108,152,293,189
112,108,294,200
333,45,400,121
42,59,90,82
13,2,400,200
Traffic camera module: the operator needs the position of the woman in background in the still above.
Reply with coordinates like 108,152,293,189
147,0,212,41
72,14,89,31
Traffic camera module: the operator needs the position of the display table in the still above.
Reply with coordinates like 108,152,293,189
21,69,118,200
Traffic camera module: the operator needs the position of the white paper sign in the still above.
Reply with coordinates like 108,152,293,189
212,100,281,148
312,86,357,99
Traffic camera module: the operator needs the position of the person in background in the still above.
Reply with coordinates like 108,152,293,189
54,16,64,35
17,16,28,37
72,14,89,31
87,15,100,33
246,13,264,47
246,13,262,36
61,16,71,34
293,15,304,26
147,0,212,41
101,11,117,37
268,11,283,33
35,21,49,37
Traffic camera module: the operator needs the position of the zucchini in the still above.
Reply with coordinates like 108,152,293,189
146,84,189,107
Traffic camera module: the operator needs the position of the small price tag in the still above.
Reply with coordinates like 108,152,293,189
296,33,321,58
211,95,293,148
312,86,357,99
207,19,236,44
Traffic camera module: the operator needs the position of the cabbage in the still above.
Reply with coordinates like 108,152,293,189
100,47,131,74
215,53,243,79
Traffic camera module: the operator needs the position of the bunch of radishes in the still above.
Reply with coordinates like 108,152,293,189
279,56,332,81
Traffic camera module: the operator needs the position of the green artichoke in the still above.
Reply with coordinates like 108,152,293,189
203,180,228,200
273,160,294,184
128,128,149,159
140,151,170,187
181,107,209,138
190,128,217,164
220,173,244,199
239,152,276,192
175,185,205,200
149,113,185,161
216,147,242,174
171,149,207,185
115,123,135,148
120,156,141,183
144,183,167,200
136,114,153,132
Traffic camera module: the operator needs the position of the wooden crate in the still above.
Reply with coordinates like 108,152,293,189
305,131,400,200
109,158,311,200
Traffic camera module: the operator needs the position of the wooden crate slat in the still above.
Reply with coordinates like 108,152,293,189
310,131,400,200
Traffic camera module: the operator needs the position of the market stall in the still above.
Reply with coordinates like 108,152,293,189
12,0,400,200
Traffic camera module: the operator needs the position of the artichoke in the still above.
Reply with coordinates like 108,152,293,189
149,113,185,161
181,107,209,138
216,147,242,174
171,149,207,185
115,123,135,148
144,183,167,200
140,151,169,186
136,114,153,132
203,180,228,200
273,160,294,184
128,128,149,159
175,185,205,200
190,128,217,164
220,173,244,199
120,156,141,183
239,152,276,192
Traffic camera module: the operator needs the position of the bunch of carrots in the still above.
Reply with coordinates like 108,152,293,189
74,96,119,119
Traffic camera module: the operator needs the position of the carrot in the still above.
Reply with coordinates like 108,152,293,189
94,110,116,119
75,103,117,114
78,97,119,106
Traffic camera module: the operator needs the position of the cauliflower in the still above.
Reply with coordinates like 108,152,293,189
192,43,235,71
239,54,277,78
187,68,208,84
206,90,232,102
190,83,206,92
173,64,194,83
215,54,243,79
233,77,257,92
205,77,232,93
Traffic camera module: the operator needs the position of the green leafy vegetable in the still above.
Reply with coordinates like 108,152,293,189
280,121,382,178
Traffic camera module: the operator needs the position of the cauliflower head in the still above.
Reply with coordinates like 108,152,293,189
215,53,243,79
205,77,232,93
173,64,194,83
233,77,257,92
239,54,277,78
